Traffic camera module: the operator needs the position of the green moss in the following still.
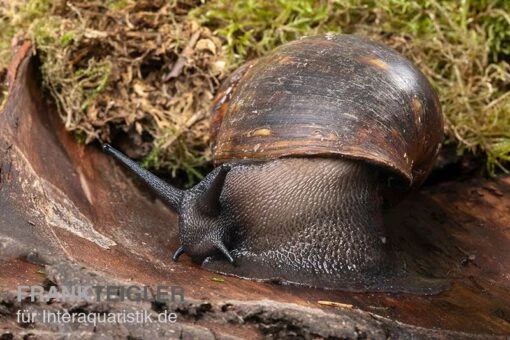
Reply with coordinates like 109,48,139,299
75,61,112,111
29,18,61,48
11,0,52,26
1,0,509,182
141,127,209,188
0,24,16,70
73,130,88,144
472,0,510,61
194,0,510,174
0,0,54,108
27,14,114,141
1,2,224,185
192,0,329,66
60,32,74,46
106,0,130,11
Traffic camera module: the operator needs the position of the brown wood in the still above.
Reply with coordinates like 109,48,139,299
0,41,509,338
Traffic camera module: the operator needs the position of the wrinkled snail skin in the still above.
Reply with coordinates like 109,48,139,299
202,157,395,291
104,33,446,293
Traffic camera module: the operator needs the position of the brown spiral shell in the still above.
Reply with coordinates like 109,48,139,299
210,34,443,187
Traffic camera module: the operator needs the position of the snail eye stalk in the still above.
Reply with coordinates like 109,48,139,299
102,143,184,212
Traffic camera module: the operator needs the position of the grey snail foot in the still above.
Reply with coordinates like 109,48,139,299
202,254,449,294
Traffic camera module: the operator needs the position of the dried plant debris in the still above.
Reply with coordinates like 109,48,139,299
0,0,509,184
4,0,226,185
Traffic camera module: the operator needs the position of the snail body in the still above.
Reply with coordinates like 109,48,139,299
104,34,444,293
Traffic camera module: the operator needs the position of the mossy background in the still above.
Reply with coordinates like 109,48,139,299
0,0,509,185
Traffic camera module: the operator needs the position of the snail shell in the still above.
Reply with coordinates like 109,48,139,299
211,34,443,188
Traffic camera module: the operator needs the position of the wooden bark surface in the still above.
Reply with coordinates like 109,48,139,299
0,42,509,339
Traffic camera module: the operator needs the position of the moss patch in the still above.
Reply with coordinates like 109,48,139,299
3,0,226,185
1,0,509,183
193,0,510,175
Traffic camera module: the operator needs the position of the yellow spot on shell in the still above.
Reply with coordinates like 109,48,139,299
362,56,389,70
251,128,272,137
412,96,423,115
231,103,241,113
279,56,296,65
411,96,424,127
